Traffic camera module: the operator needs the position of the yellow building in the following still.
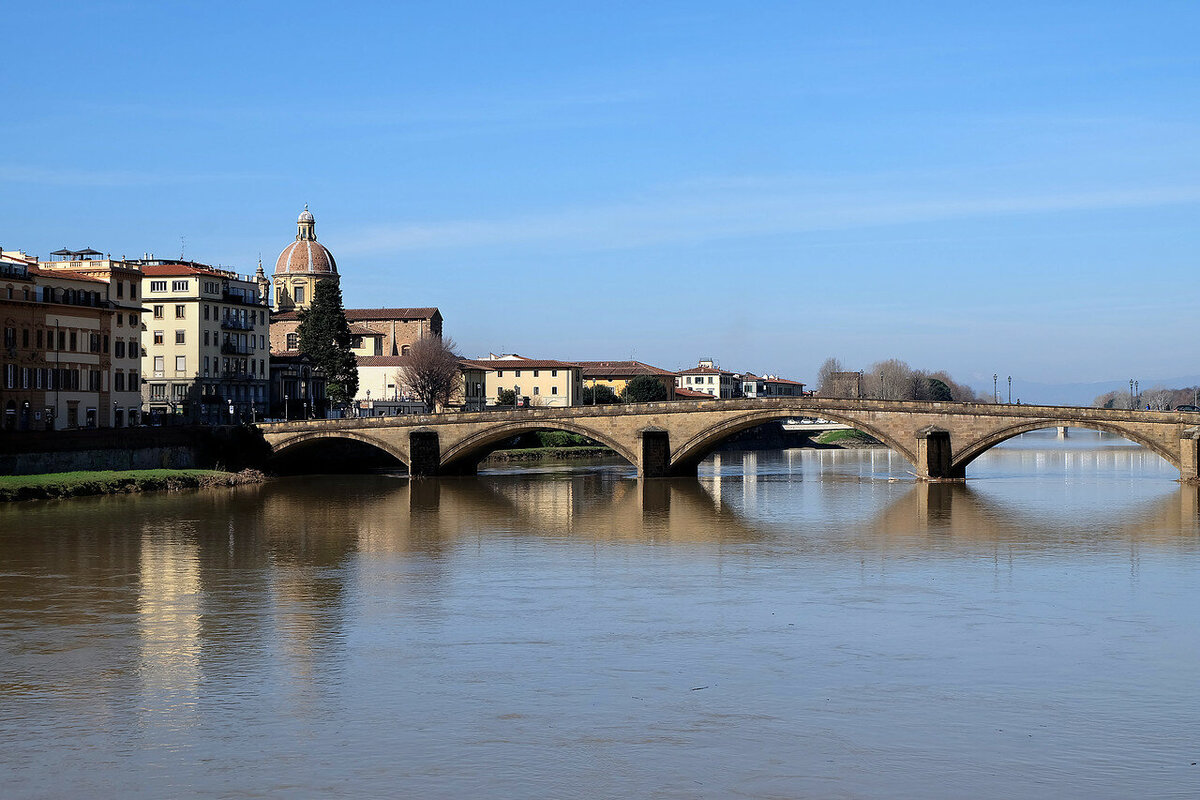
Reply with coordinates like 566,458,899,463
461,354,582,407
577,360,676,400
136,261,270,423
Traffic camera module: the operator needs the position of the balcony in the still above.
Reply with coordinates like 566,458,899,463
221,290,259,305
220,342,255,355
220,317,256,331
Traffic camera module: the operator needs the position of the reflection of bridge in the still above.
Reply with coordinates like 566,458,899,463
258,398,1200,481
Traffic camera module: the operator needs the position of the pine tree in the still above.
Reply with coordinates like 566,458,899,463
297,279,359,408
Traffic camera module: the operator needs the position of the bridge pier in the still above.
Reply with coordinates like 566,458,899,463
915,426,964,481
1180,428,1200,484
639,428,672,478
409,430,441,477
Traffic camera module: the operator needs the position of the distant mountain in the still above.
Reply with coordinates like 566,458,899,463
972,375,1200,408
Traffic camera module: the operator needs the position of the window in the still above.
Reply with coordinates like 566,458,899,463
150,280,167,292
515,370,522,378
533,370,539,377
552,370,558,377
204,305,210,320
293,285,305,305
175,304,185,319
116,282,124,298
176,330,185,344
58,330,65,350
401,345,410,356
172,384,188,399
154,355,164,373
276,287,284,305
175,356,186,373
533,387,539,395
172,280,188,292
115,341,125,358
36,330,43,348
153,331,164,345
708,376,714,384
496,370,504,377
114,372,125,392
129,338,138,356
286,333,298,350
129,313,137,326
204,330,209,346
150,383,166,400
551,386,558,395
4,364,14,389
130,285,136,300
69,331,77,351
89,333,101,353
153,305,164,319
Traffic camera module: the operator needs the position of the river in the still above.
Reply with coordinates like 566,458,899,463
2,431,1198,798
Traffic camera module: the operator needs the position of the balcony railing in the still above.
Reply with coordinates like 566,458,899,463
220,342,255,355
220,317,256,331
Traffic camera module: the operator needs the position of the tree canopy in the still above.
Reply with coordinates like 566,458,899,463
583,384,620,405
401,335,460,411
297,279,358,407
622,375,669,403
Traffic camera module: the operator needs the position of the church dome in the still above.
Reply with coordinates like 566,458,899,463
274,206,338,275
275,239,337,275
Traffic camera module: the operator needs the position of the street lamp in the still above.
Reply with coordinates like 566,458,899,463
1130,379,1135,409
1007,376,1011,404
228,399,235,425
365,389,371,418
993,374,998,403
112,400,117,428
1135,380,1140,409
284,392,290,421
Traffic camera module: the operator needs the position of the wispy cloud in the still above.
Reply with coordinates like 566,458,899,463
341,178,1200,255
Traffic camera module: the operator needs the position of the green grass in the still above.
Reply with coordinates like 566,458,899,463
815,429,878,445
0,469,250,502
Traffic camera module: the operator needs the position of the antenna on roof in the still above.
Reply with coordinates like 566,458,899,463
180,235,186,260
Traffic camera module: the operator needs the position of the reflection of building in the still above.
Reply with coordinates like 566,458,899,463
461,353,582,407
577,360,676,400
133,260,270,423
675,359,740,399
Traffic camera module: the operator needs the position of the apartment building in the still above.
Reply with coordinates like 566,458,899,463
576,360,677,400
36,250,144,426
461,354,583,407
675,359,741,399
136,261,270,424
741,373,807,398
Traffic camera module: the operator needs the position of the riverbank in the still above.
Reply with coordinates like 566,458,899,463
0,468,266,503
483,446,615,464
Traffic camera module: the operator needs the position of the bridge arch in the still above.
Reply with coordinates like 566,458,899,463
951,420,1180,474
268,430,410,473
440,420,638,473
668,408,917,475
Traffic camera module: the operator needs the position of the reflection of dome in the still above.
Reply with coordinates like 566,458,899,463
274,206,337,275
275,240,337,274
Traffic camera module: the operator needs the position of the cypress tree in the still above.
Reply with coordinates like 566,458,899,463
297,279,359,408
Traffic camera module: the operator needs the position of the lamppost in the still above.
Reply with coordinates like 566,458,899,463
112,400,117,428
1130,379,1135,409
993,374,998,403
228,399,235,425
1007,376,1011,404
1135,380,1140,409
365,389,371,418
284,392,289,421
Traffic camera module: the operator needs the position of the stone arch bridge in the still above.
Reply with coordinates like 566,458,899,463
257,398,1200,482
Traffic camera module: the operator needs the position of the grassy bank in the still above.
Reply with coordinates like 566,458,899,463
484,446,615,463
815,429,883,447
0,469,265,502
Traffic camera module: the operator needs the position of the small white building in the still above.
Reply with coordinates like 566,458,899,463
675,359,740,399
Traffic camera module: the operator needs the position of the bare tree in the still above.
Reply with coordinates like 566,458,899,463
867,359,914,400
816,357,844,393
401,335,461,412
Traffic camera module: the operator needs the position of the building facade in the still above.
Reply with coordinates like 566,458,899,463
741,373,807,398
462,354,583,407
577,360,677,400
135,261,270,424
675,359,741,399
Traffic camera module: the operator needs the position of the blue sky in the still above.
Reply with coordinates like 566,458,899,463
3,2,1198,395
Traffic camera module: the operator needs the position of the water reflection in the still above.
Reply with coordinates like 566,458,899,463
2,445,1200,799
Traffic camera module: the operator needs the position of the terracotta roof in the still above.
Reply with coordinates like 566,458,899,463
358,355,412,367
138,263,231,278
344,307,439,321
576,360,675,378
678,365,734,376
27,265,108,284
462,358,581,371
763,377,805,386
348,323,380,336
272,307,441,322
675,387,715,398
